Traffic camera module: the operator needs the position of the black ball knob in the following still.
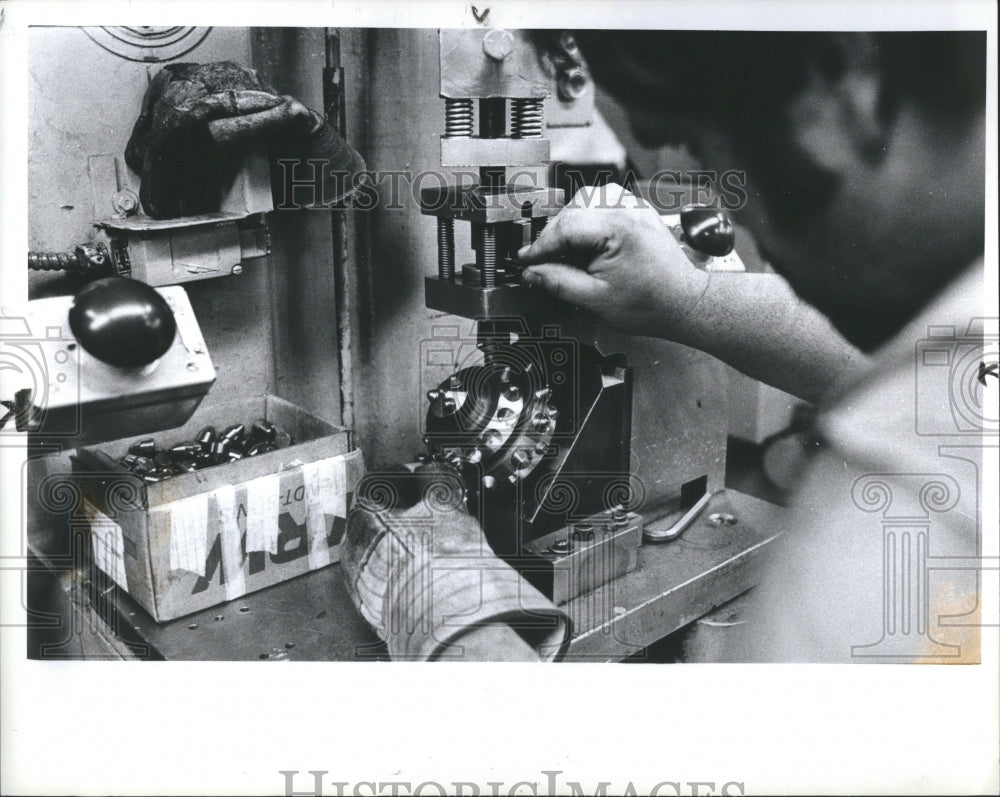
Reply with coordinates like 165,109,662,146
68,277,177,368
680,205,735,257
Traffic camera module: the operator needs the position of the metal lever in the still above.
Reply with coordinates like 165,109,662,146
643,491,711,543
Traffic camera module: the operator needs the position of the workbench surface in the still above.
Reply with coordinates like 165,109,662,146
27,490,785,661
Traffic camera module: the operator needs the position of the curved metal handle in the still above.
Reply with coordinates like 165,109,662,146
643,491,711,543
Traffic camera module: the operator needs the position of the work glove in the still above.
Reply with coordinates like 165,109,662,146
342,464,572,661
125,61,366,218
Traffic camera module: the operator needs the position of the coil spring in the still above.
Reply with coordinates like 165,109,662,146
444,99,474,138
511,99,544,139
437,218,455,280
478,225,497,288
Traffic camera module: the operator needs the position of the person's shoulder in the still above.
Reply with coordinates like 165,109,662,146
817,261,986,474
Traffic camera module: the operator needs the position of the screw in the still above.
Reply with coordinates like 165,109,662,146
231,264,244,275
548,539,571,555
708,512,738,526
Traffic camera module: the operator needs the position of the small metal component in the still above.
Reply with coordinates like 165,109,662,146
548,538,571,555
131,456,155,474
534,441,548,455
532,415,551,432
210,441,229,463
482,29,515,61
503,383,521,401
221,424,245,443
196,426,217,450
545,405,560,421
708,512,738,526
571,524,595,543
511,98,544,138
482,475,497,490
231,264,244,276
466,447,483,465
444,98,474,138
251,419,277,442
477,224,497,289
426,389,442,402
531,216,548,242
274,430,293,449
557,67,589,101
129,439,156,457
28,243,112,277
437,217,455,280
511,450,531,469
112,189,140,216
169,442,201,457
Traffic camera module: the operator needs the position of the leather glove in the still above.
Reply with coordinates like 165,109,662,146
125,61,366,218
342,464,572,661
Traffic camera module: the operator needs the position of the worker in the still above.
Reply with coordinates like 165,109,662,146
516,31,988,662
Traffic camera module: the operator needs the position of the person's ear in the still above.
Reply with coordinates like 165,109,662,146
786,33,893,171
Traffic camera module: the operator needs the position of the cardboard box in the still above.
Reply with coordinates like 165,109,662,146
71,395,365,622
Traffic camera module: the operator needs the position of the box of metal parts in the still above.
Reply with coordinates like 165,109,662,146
70,394,365,622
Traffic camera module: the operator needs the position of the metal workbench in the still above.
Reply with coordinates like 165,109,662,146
26,489,783,661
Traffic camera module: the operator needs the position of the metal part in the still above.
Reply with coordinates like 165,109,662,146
444,98,474,138
441,137,549,168
28,243,112,277
482,29,516,61
437,217,455,279
511,98,544,139
643,491,712,543
440,29,550,99
557,67,589,102
111,188,140,216
477,224,497,288
523,510,643,605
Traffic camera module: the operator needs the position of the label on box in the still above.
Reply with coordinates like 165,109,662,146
83,499,129,591
149,449,362,599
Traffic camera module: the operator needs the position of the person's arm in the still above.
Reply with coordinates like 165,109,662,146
674,271,868,403
518,184,869,404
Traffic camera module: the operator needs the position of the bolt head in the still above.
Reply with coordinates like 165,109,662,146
231,264,244,275
482,29,515,61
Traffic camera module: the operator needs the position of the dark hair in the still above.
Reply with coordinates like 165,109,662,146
568,31,986,229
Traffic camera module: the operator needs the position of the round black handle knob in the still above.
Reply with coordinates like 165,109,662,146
680,205,735,257
68,277,177,368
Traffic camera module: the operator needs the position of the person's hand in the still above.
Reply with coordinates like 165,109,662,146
518,183,709,339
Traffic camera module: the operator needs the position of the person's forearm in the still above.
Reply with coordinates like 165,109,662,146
669,272,870,404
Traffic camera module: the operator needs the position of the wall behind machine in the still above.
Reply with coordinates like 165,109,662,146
27,26,343,424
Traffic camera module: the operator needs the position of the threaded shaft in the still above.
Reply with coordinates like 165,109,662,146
437,218,455,280
28,251,78,271
478,225,497,288
444,98,474,138
511,99,544,138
